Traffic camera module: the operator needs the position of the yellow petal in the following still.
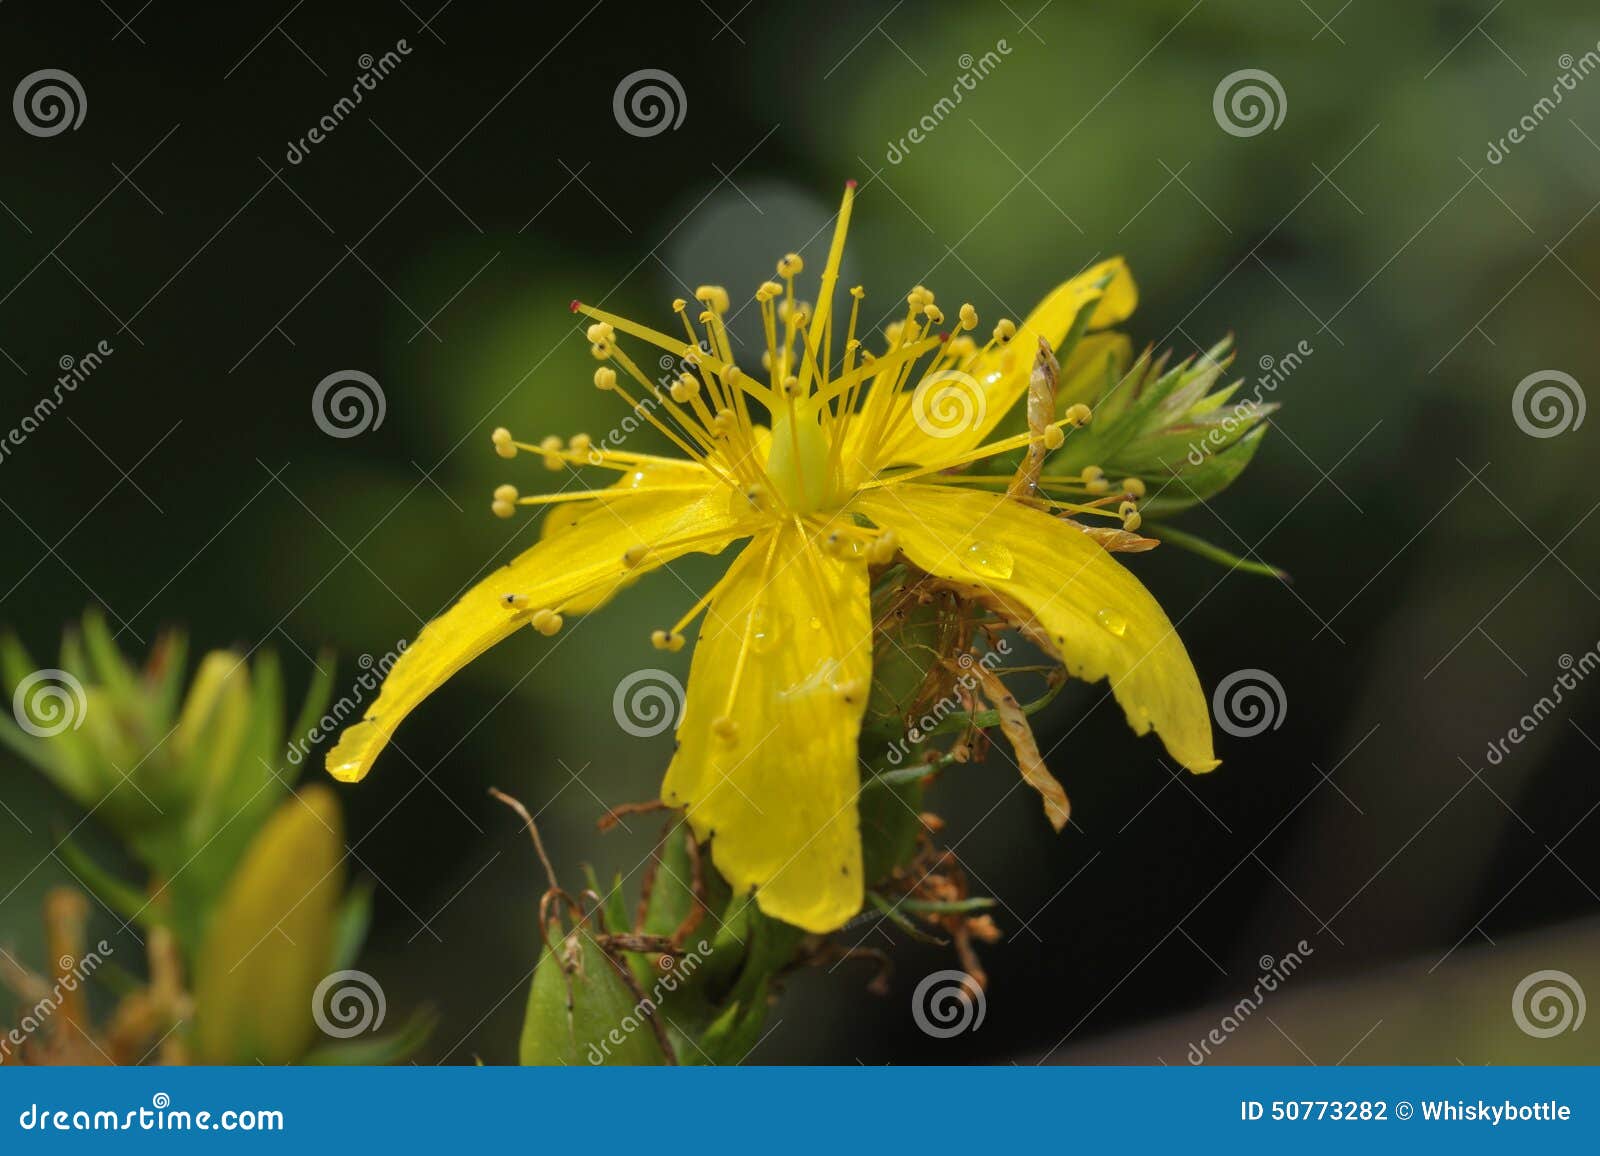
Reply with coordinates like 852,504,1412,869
661,526,871,933
877,258,1138,468
326,464,752,783
854,483,1217,774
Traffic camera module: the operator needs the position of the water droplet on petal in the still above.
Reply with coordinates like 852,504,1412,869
808,615,823,631
750,607,788,654
960,539,1014,580
1096,608,1128,637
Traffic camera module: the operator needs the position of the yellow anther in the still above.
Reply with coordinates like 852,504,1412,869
491,426,517,459
1081,465,1105,483
948,335,978,358
712,715,739,744
867,530,898,565
780,375,802,399
672,298,688,313
622,544,650,568
849,285,865,299
883,320,905,346
1121,476,1147,498
531,609,564,636
1122,511,1143,532
1064,403,1093,427
722,364,745,386
594,366,618,391
651,629,686,653
1043,425,1065,451
1086,477,1111,495
994,319,1017,343
757,280,783,302
743,484,770,511
1119,500,1139,520
585,321,615,344
568,433,592,454
670,375,699,403
711,410,737,436
491,499,515,519
501,592,532,611
959,303,978,330
694,285,730,313
590,342,612,360
777,253,804,278
922,304,944,326
494,483,519,504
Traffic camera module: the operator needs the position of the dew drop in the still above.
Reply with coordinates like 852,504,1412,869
1096,608,1128,637
960,539,1015,580
750,607,788,654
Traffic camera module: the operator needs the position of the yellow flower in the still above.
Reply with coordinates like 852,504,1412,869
326,184,1216,933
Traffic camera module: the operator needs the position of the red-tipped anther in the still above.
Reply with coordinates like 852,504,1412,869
939,331,950,342
569,299,582,313
845,179,858,189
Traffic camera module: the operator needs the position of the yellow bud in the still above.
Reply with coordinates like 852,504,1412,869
193,787,343,1064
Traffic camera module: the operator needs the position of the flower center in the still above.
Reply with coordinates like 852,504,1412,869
765,403,837,514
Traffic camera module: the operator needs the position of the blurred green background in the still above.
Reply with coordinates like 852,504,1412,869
2,0,1598,1063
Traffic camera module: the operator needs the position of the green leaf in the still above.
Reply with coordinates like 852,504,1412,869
520,919,671,1066
328,880,375,972
303,1006,436,1066
1147,521,1289,580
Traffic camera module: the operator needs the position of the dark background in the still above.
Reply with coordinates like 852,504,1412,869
2,0,1598,1063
